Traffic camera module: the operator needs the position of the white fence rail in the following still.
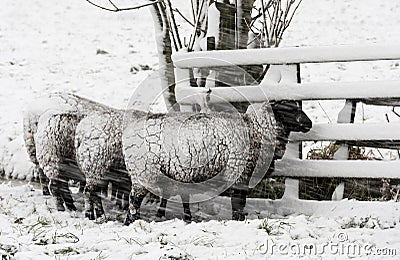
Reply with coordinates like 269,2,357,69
173,44,400,68
175,80,400,104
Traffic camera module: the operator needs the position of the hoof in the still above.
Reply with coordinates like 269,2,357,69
123,218,132,226
85,210,95,220
124,211,140,226
116,201,122,210
156,209,165,219
232,211,247,221
55,199,65,212
183,214,192,223
95,209,105,219
56,204,66,212
42,187,50,196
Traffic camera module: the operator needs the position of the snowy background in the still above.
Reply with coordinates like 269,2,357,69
1,0,400,258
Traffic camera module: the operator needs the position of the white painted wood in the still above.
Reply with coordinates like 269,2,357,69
175,80,400,104
274,159,400,178
337,100,356,124
332,100,357,200
331,182,345,201
173,44,400,68
288,123,400,141
282,178,300,200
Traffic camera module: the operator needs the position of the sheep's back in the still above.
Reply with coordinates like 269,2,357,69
75,110,125,185
123,112,251,187
35,111,83,179
23,92,112,165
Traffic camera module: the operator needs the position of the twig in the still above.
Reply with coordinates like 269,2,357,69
166,0,182,50
318,101,332,124
189,0,205,51
285,0,303,29
173,8,206,33
247,32,263,47
108,0,118,9
85,0,160,12
260,0,269,47
191,0,196,22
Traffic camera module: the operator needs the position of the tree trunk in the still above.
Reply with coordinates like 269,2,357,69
150,2,178,112
236,0,255,49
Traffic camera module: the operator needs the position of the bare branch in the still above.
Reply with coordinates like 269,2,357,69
188,0,205,51
260,0,269,46
85,0,160,12
285,0,303,29
107,0,118,10
251,0,302,47
173,8,206,33
166,0,182,50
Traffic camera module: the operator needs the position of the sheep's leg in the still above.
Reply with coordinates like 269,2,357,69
116,187,123,209
124,185,148,225
38,168,50,196
231,186,248,221
116,188,130,210
118,173,132,210
156,198,168,218
123,175,132,210
93,186,105,218
116,192,122,208
181,194,192,223
84,185,105,219
49,180,65,211
122,189,130,211
84,185,95,220
59,176,77,211
111,182,118,201
100,185,108,197
79,180,86,194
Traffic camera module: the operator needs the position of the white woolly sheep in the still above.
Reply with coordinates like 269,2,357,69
74,110,141,219
23,92,110,194
23,93,124,211
122,101,312,224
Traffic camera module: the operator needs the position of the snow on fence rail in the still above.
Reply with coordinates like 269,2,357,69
172,44,400,211
173,44,400,68
175,80,400,104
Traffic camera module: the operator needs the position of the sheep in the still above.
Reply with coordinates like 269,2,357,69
34,109,136,216
27,93,311,220
35,111,83,211
74,108,225,222
74,109,142,219
23,92,110,195
122,101,312,224
23,92,126,211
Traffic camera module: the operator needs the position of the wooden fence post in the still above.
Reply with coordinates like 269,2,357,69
332,100,357,200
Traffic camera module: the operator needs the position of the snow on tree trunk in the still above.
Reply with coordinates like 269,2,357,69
150,3,178,111
236,0,255,49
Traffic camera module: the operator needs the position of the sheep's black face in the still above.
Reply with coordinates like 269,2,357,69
271,101,312,133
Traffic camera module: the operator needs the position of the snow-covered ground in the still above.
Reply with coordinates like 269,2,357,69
1,0,400,259
1,183,400,259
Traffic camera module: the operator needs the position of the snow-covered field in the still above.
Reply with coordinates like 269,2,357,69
1,0,400,259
